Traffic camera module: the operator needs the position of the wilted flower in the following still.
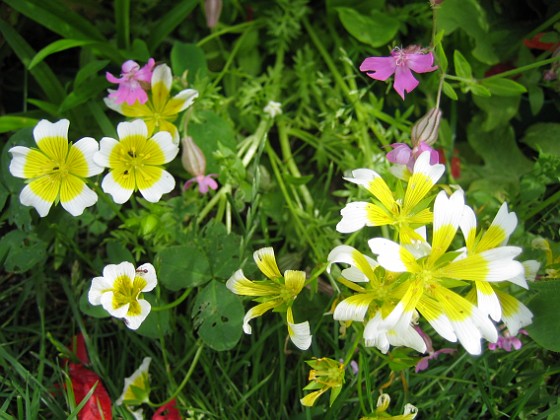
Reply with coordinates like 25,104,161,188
106,58,155,105
300,358,345,407
8,119,103,217
181,136,218,194
88,261,157,330
94,119,178,204
226,247,312,350
105,64,199,144
360,46,438,99
116,357,152,406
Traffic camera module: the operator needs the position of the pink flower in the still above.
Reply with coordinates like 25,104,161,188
184,174,218,194
413,326,456,373
106,58,155,105
488,329,527,352
360,46,438,99
181,136,219,194
386,141,439,172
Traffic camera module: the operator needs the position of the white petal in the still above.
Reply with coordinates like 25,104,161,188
368,238,408,272
226,269,248,293
412,150,445,182
476,286,501,322
449,318,483,355
333,298,369,322
482,247,524,282
73,137,104,176
88,276,114,305
103,96,124,114
426,313,457,343
61,183,98,216
344,168,380,186
150,131,179,163
19,184,53,217
288,320,312,350
336,202,371,233
94,137,119,168
8,146,31,178
33,119,69,146
502,301,533,336
100,292,129,318
152,64,172,91
117,119,148,140
136,263,158,292
172,88,199,112
101,172,134,204
387,324,427,353
139,169,175,203
491,202,517,244
104,261,136,281
523,260,540,281
340,267,369,283
459,205,477,244
433,190,465,231
124,299,151,330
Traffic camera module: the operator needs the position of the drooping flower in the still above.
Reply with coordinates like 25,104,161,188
360,393,418,420
116,357,152,406
94,119,178,204
8,119,103,217
369,190,525,355
300,358,345,407
360,46,438,99
226,247,312,350
88,261,157,330
263,100,282,118
106,58,156,105
327,245,426,354
66,334,112,420
337,151,445,244
105,63,199,144
181,136,218,194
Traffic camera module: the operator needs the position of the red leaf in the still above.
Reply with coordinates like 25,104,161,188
152,399,182,420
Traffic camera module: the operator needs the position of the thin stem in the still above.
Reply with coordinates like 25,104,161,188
150,342,205,408
151,288,192,312
196,184,232,223
343,332,362,367
197,20,259,47
525,188,560,220
211,30,251,89
483,56,560,80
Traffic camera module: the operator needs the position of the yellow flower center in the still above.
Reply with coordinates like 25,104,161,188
112,274,148,315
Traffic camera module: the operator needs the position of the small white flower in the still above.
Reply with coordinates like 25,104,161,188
116,357,152,406
263,100,282,118
88,261,157,330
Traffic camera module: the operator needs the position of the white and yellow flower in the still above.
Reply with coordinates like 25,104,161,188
116,357,151,406
368,190,525,354
88,261,157,330
226,247,312,350
104,63,198,144
337,151,444,244
8,119,103,217
94,119,178,204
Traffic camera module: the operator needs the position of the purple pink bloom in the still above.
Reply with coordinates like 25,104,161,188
360,46,438,99
488,329,528,352
181,136,218,194
106,58,155,105
386,141,439,172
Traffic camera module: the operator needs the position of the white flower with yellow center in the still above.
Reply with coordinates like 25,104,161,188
8,119,103,217
94,119,178,204
337,151,444,244
105,63,198,144
226,247,312,350
369,190,525,355
88,261,157,330
116,357,151,406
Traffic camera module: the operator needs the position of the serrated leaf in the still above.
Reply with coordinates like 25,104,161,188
336,8,399,48
191,281,243,351
526,280,560,352
480,78,526,96
156,245,210,290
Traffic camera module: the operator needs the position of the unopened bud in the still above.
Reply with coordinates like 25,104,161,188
181,136,206,177
205,0,222,29
411,108,441,147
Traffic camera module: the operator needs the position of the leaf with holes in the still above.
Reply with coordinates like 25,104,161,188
192,281,243,351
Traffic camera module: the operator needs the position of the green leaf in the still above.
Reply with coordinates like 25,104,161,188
336,8,399,48
156,245,211,290
468,82,491,97
147,0,198,51
135,295,171,338
58,76,108,113
106,241,135,264
28,39,98,70
79,289,110,319
526,280,560,352
472,94,521,131
115,0,131,50
435,41,448,74
453,50,472,79
0,116,38,133
480,78,527,96
75,60,110,87
522,123,560,156
0,231,47,273
171,42,208,84
528,85,544,116
285,174,314,185
442,81,458,100
201,222,242,279
191,281,244,351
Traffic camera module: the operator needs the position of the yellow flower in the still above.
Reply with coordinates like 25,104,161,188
116,357,151,406
300,358,345,407
104,63,198,144
226,247,312,350
8,119,103,216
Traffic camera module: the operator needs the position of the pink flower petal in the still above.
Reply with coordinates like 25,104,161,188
386,143,413,166
359,56,396,81
393,65,419,100
407,52,438,74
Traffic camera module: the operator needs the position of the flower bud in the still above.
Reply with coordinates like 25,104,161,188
181,136,206,176
205,0,222,29
411,108,441,147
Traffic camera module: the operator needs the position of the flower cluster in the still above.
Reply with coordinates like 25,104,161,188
330,151,534,356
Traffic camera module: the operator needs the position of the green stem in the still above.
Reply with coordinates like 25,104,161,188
525,11,560,40
151,288,192,312
150,342,205,408
483,56,560,80
525,188,560,220
196,184,232,223
211,29,251,89
197,20,259,47
343,332,362,367
93,184,127,223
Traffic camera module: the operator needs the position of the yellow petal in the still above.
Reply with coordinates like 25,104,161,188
253,247,282,279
